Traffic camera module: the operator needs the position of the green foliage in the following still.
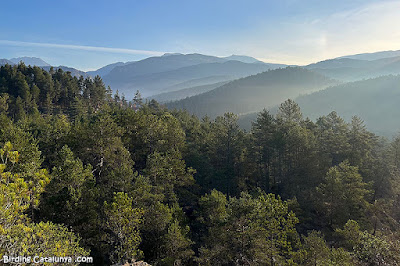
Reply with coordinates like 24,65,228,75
277,99,303,124
336,220,400,265
39,145,99,251
295,231,353,266
316,161,371,228
115,109,186,170
1,221,89,263
197,191,299,265
104,192,144,264
0,64,112,120
0,142,88,262
130,173,194,264
316,111,351,166
0,93,9,113
1,65,400,265
161,220,194,265
144,150,195,203
67,112,134,199
197,189,228,227
0,142,50,226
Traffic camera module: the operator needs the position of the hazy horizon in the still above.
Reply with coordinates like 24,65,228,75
2,0,400,71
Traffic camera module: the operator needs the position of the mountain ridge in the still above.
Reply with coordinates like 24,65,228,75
10,56,51,66
103,59,277,98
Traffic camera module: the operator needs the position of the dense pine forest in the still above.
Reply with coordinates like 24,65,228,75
1,63,400,265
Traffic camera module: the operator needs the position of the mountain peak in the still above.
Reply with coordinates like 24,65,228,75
162,53,184,57
0,59,14,66
338,50,400,61
223,55,264,64
9,56,51,67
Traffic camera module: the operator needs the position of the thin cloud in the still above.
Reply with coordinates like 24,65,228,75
0,40,167,56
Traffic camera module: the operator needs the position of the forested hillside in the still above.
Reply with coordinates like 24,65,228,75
167,67,337,118
1,63,400,265
236,74,400,137
296,75,400,137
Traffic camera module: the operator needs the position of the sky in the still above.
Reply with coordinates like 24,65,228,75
1,0,400,71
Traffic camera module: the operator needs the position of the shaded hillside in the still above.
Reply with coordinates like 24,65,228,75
306,58,371,69
148,81,229,102
306,56,400,81
307,67,368,81
295,75,400,137
104,60,273,98
87,61,128,77
238,74,400,136
166,67,336,118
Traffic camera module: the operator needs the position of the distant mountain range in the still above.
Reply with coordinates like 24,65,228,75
1,54,286,98
155,50,400,137
105,53,226,81
0,59,14,65
4,49,400,137
101,54,287,98
0,57,88,78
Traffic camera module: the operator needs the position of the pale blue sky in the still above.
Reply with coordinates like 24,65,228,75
1,0,399,70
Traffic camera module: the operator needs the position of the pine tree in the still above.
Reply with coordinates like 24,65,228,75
161,220,194,265
104,192,144,264
133,90,143,110
198,191,299,265
316,161,371,228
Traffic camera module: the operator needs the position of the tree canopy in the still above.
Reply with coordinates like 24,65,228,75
0,64,400,265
